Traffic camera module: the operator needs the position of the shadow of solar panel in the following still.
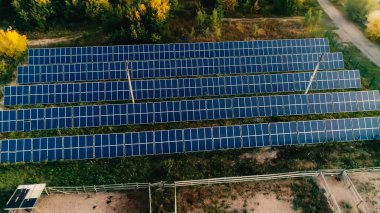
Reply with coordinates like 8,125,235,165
1,117,378,163
1,91,380,133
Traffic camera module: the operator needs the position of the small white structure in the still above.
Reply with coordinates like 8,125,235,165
4,184,47,212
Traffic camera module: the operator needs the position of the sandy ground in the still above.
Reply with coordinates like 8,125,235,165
316,175,360,213
178,179,299,213
349,172,380,213
36,191,149,213
28,35,83,47
318,0,380,68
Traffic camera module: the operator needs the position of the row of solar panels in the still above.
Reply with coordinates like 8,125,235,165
1,117,378,163
4,70,361,106
27,38,330,64
17,53,344,84
0,91,379,133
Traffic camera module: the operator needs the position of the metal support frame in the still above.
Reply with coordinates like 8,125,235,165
305,53,325,94
319,172,342,213
125,62,135,103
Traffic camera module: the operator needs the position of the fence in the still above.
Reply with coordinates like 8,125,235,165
39,167,380,213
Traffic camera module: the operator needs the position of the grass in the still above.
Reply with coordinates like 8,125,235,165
1,140,380,211
291,178,333,213
325,31,380,90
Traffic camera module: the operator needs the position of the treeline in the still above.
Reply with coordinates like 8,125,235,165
331,0,380,41
2,0,174,43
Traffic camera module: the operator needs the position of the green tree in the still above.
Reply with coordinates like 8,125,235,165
253,0,260,13
273,0,304,16
304,8,312,27
12,0,54,30
345,0,377,24
195,9,207,31
210,9,220,31
85,0,110,21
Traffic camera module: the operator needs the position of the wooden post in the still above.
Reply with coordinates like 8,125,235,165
305,53,325,94
148,183,152,213
125,62,135,103
174,184,177,213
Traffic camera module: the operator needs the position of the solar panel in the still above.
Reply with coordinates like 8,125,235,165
27,38,330,65
1,117,378,163
17,53,344,85
5,70,361,106
0,91,379,133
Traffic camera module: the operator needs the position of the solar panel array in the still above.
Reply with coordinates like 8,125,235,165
1,91,379,133
0,117,379,163
17,53,344,84
28,38,330,64
5,70,361,106
1,38,379,164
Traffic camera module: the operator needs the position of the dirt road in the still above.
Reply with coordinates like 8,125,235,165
318,0,380,67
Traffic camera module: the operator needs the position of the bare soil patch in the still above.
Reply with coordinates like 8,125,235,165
316,175,360,213
178,179,298,213
255,149,278,164
349,172,380,213
36,191,149,213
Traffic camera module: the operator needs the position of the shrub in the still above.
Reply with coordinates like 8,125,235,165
85,0,110,20
12,0,54,30
345,0,377,24
366,10,380,40
0,29,27,58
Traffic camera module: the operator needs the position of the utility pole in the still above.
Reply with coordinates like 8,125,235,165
305,53,325,94
125,62,135,103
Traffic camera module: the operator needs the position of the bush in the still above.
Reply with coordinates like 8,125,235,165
366,10,380,41
0,29,27,58
345,0,377,24
12,0,54,30
85,0,110,20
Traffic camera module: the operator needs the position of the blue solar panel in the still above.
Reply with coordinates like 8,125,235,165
1,91,379,133
6,70,361,106
27,38,330,65
5,116,378,163
17,53,344,84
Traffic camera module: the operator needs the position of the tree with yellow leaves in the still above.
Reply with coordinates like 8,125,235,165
85,0,110,20
366,10,380,41
0,30,27,58
148,0,170,22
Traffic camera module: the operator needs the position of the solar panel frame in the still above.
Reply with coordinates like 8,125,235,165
17,52,344,84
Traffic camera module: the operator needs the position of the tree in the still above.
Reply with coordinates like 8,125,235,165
210,9,220,31
366,10,380,40
149,0,170,22
0,29,27,58
195,9,207,31
12,0,54,30
345,0,377,24
273,0,304,16
85,0,110,21
253,0,260,14
221,0,237,12
304,8,312,27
